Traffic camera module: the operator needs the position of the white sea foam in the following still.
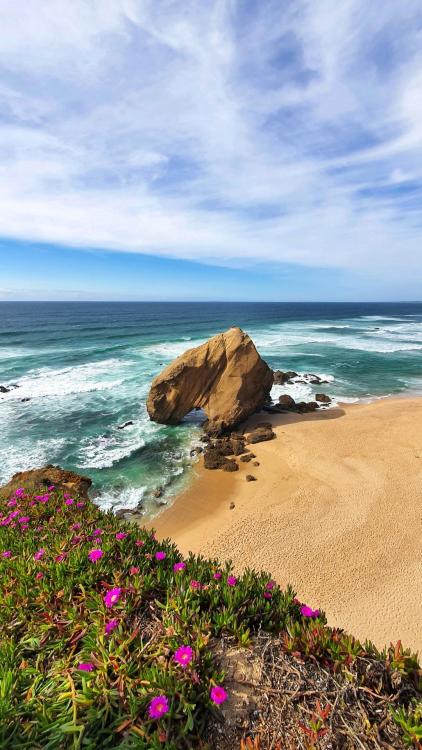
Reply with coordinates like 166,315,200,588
77,417,160,470
0,359,134,401
0,437,67,484
97,485,147,512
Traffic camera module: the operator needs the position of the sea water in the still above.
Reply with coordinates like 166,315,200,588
1,301,421,516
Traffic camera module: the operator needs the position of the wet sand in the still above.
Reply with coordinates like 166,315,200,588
149,398,422,654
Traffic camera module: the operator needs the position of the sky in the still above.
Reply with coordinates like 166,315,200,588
0,0,422,301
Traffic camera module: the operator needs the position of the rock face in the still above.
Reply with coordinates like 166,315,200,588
0,465,92,501
147,327,273,434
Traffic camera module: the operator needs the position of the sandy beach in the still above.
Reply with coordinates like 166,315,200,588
151,397,422,654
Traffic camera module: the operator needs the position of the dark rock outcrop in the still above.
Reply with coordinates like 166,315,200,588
278,394,296,409
117,420,134,429
244,424,275,444
316,393,332,403
147,327,273,434
273,370,298,385
0,465,92,501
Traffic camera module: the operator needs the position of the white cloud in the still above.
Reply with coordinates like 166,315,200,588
0,0,421,282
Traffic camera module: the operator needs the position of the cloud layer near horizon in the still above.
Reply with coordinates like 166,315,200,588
1,0,422,282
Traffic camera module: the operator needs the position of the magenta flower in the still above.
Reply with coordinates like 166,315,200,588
300,605,320,618
76,502,85,508
15,488,25,497
227,576,237,587
210,685,228,705
64,499,74,506
190,580,201,590
173,561,186,573
37,495,49,504
7,499,17,507
1,551,11,558
47,485,55,490
148,695,169,720
115,532,127,540
71,523,81,531
104,587,122,608
78,662,95,672
9,511,19,518
155,551,166,561
92,528,102,536
213,571,222,580
174,645,193,668
266,580,276,590
34,548,45,561
129,566,139,575
263,592,272,600
105,618,118,635
55,554,66,563
35,572,44,580
88,548,103,562
18,516,30,524
135,539,144,546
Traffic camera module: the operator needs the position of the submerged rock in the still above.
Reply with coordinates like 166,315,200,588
146,327,273,434
117,420,134,430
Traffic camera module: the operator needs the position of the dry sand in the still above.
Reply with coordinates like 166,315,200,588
150,398,422,654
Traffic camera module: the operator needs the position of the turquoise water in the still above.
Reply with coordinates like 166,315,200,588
1,301,421,516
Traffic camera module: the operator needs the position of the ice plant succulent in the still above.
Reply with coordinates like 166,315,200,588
88,548,103,562
173,561,186,573
105,618,118,635
78,662,95,672
300,605,320,618
155,551,166,561
148,695,169,720
210,685,228,705
174,645,193,668
104,587,122,608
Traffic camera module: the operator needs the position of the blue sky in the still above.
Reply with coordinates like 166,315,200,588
0,0,421,301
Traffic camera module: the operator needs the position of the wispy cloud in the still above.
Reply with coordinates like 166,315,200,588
0,0,421,282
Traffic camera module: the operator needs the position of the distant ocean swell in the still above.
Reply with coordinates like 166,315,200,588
1,302,421,516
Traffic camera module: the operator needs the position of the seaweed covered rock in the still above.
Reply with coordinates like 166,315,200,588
147,327,273,434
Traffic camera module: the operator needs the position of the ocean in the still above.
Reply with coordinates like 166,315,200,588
1,301,421,516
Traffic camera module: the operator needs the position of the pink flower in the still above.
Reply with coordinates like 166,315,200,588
148,695,169,720
55,554,66,563
1,551,11,558
92,528,102,536
263,592,272,600
105,618,118,635
174,645,193,668
210,685,228,705
71,523,81,531
227,576,237,587
104,587,122,608
173,562,186,573
9,511,19,518
65,498,74,506
37,495,49,504
135,539,144,546
300,605,320,618
266,580,276,590
115,532,127,541
129,566,139,575
190,580,201,590
155,551,166,561
18,516,30,524
76,502,85,508
64,493,71,500
88,548,103,562
213,572,222,580
47,485,55,490
15,488,25,497
34,548,45,560
35,572,43,580
78,662,95,672
7,499,17,507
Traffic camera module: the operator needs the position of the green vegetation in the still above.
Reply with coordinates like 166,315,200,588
0,484,420,749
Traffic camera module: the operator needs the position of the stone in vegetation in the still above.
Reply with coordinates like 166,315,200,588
147,327,273,433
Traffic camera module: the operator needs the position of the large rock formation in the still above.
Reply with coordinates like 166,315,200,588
147,327,273,434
